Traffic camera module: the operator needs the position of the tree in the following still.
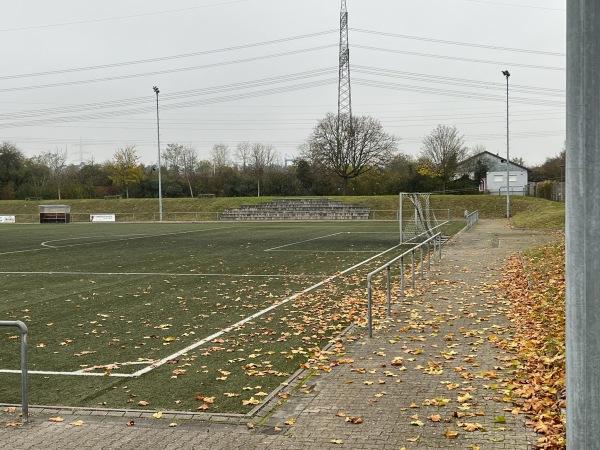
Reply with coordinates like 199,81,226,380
419,125,469,193
107,146,144,198
210,144,230,172
180,146,198,197
0,142,26,199
249,143,277,197
304,113,396,195
235,142,252,172
530,150,565,182
36,148,68,199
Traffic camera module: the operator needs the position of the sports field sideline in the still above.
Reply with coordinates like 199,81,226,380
1,220,439,413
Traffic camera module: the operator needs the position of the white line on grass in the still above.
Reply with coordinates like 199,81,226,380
130,241,402,378
3,236,401,378
264,232,343,251
0,271,323,278
0,248,52,256
266,250,378,253
40,226,235,249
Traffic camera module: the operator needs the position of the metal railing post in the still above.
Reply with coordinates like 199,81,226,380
400,256,405,299
0,321,28,423
367,276,373,338
420,246,424,279
411,250,416,289
386,265,392,317
427,241,431,271
366,232,443,338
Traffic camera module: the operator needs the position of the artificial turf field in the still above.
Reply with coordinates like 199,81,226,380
1,220,431,413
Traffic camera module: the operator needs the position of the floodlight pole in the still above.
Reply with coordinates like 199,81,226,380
153,86,163,222
502,70,510,219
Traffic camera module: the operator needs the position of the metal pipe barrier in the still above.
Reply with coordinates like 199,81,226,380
465,210,479,230
0,321,28,422
367,232,443,337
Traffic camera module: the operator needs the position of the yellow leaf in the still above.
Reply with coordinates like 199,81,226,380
48,417,64,422
445,429,459,439
69,420,85,427
153,412,162,419
330,439,343,444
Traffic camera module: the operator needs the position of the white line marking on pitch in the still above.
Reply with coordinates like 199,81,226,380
131,241,402,378
0,271,323,278
4,238,401,378
264,232,343,251
40,226,235,249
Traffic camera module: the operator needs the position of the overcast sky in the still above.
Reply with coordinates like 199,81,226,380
0,0,565,168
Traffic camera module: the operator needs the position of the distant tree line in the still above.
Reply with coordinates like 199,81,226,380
0,118,564,200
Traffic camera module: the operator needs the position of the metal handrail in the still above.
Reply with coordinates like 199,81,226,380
367,233,443,338
0,321,28,422
466,210,479,230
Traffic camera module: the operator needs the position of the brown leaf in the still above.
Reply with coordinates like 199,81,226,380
445,429,459,439
345,416,363,424
126,420,135,427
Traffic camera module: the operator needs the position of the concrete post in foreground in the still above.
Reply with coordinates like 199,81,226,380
566,1,600,447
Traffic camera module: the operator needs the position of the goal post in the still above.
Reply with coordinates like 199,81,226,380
399,193,440,243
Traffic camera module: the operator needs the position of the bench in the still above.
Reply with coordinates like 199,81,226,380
197,194,216,198
25,197,43,201
104,195,122,199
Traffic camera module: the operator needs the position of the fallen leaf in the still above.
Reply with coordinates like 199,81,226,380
70,420,85,427
345,416,363,424
445,429,459,439
49,417,65,422
138,401,149,406
153,412,162,419
126,420,135,426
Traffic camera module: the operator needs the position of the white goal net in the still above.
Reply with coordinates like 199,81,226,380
399,193,440,243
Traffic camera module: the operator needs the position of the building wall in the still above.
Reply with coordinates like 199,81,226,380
484,170,528,195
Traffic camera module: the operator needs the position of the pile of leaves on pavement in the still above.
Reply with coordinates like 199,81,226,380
494,241,566,449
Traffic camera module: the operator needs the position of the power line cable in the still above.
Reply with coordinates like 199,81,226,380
0,30,337,81
0,68,337,120
0,46,337,94
351,28,564,57
353,44,565,71
0,0,256,32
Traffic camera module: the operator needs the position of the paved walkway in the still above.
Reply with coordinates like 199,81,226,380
1,220,560,449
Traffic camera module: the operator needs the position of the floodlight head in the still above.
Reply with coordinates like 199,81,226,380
502,70,510,78
153,86,160,94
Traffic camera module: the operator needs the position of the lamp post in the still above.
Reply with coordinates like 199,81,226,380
153,86,163,221
501,70,510,219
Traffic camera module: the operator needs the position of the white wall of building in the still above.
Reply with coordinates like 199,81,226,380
484,170,528,195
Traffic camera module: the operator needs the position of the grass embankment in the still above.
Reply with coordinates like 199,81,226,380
0,195,564,229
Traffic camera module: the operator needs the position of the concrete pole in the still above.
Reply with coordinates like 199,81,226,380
153,86,163,221
503,71,510,218
566,1,600,447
